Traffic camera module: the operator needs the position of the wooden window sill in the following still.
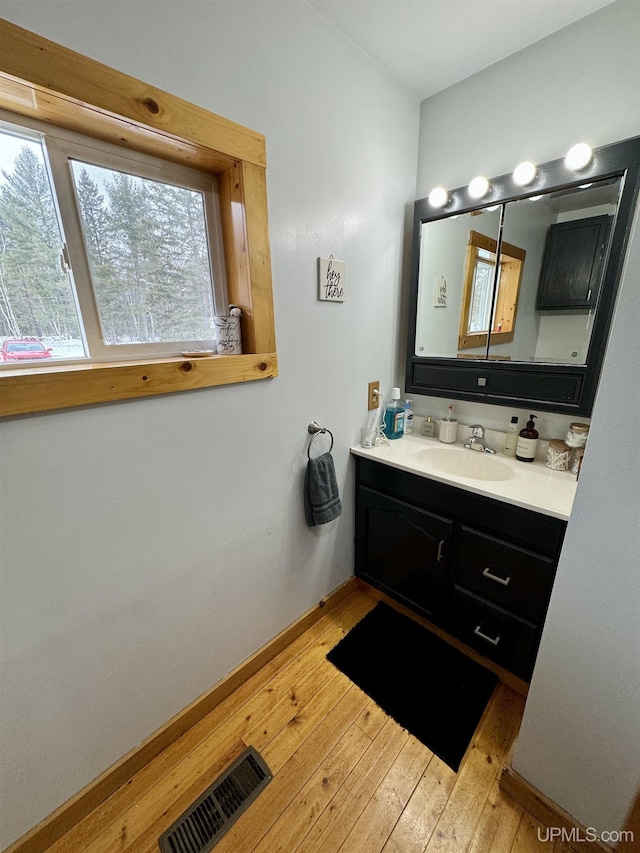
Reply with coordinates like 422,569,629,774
0,353,278,417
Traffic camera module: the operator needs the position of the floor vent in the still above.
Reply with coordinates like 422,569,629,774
158,746,272,853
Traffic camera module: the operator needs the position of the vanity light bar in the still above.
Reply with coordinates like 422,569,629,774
565,142,593,171
428,142,595,208
513,160,537,186
468,176,490,200
428,186,449,208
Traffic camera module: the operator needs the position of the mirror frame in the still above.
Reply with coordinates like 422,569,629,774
406,136,640,416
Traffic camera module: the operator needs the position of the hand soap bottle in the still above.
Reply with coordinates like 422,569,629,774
516,414,539,462
504,416,519,457
384,388,405,440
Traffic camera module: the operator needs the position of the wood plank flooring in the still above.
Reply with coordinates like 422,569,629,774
38,588,575,853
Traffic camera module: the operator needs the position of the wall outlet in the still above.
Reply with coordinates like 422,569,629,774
367,381,380,411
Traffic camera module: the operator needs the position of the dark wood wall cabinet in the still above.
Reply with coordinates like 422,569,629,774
354,457,566,681
536,215,612,310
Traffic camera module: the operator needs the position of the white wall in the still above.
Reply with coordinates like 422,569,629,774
417,0,640,835
514,184,640,837
0,2,418,845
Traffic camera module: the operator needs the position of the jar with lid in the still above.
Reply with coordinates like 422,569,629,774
546,439,571,471
565,422,589,475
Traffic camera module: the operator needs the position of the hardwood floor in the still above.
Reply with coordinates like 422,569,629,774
38,588,572,853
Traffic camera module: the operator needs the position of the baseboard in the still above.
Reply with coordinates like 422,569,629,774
356,580,530,696
4,576,358,853
499,763,614,853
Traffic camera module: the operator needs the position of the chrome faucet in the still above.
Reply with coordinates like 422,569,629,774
464,424,497,454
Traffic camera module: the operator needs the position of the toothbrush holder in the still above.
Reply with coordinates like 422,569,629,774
439,418,458,444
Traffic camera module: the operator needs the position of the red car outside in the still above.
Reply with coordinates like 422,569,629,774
1,339,53,361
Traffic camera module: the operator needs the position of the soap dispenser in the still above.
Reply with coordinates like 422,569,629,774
516,414,539,462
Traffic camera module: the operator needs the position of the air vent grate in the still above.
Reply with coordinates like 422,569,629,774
158,746,272,853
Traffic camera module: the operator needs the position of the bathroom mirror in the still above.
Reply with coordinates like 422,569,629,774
407,137,640,416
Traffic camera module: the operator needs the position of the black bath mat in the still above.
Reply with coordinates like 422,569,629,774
326,602,497,771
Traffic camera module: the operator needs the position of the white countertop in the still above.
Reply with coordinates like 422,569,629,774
350,433,577,521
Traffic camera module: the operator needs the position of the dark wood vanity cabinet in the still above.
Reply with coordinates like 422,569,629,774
355,486,453,622
354,457,566,681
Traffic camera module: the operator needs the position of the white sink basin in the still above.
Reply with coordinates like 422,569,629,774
416,447,516,481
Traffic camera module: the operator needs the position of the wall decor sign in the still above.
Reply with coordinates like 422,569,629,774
318,255,346,302
434,275,447,308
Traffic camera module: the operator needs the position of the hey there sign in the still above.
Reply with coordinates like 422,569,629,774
318,256,346,302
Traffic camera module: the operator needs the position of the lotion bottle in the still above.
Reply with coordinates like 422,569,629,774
403,399,414,434
504,416,519,457
516,414,539,462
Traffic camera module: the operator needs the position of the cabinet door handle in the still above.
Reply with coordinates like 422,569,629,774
474,625,501,646
482,567,511,586
437,540,445,561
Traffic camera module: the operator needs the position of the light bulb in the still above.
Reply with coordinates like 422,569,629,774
428,187,449,208
565,143,593,171
513,161,537,186
468,176,490,200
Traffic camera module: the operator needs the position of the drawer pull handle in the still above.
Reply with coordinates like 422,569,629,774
437,540,445,562
483,567,511,586
474,625,501,646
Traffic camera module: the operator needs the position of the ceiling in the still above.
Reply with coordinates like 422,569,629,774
306,0,616,100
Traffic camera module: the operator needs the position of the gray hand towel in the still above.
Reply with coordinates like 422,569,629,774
304,451,342,527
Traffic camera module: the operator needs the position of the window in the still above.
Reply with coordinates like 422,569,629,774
467,248,495,334
69,158,220,352
1,116,228,364
458,229,525,351
0,122,83,355
0,18,276,416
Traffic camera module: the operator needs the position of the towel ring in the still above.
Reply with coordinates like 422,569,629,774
307,421,334,459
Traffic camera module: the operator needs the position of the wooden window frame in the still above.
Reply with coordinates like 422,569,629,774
0,19,277,417
458,229,525,351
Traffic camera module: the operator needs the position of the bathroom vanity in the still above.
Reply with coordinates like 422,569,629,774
351,436,576,682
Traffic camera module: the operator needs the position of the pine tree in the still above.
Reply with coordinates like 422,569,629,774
0,144,80,339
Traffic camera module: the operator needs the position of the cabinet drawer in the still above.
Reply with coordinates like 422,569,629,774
410,360,584,407
455,526,554,623
453,587,539,680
